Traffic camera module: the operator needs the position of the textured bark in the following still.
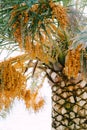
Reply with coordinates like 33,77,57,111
51,73,87,130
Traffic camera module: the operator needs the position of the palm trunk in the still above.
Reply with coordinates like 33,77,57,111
51,72,87,130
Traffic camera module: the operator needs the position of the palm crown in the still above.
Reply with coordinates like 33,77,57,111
0,0,87,113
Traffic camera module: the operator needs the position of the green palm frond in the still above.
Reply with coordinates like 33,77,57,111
0,0,70,64
0,0,51,44
0,0,38,7
0,0,87,63
72,28,87,49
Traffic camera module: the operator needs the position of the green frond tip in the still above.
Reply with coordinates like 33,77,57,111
0,0,38,7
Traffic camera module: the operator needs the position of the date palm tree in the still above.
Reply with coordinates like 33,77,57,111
0,0,87,129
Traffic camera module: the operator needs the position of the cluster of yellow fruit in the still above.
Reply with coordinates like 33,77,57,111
64,45,82,79
49,0,68,28
0,59,26,110
0,55,44,111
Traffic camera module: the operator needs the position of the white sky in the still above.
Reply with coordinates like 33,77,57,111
0,50,52,130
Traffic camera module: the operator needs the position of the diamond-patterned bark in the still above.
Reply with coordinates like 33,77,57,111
52,79,87,130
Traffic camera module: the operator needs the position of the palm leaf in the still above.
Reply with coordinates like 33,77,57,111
72,29,87,49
